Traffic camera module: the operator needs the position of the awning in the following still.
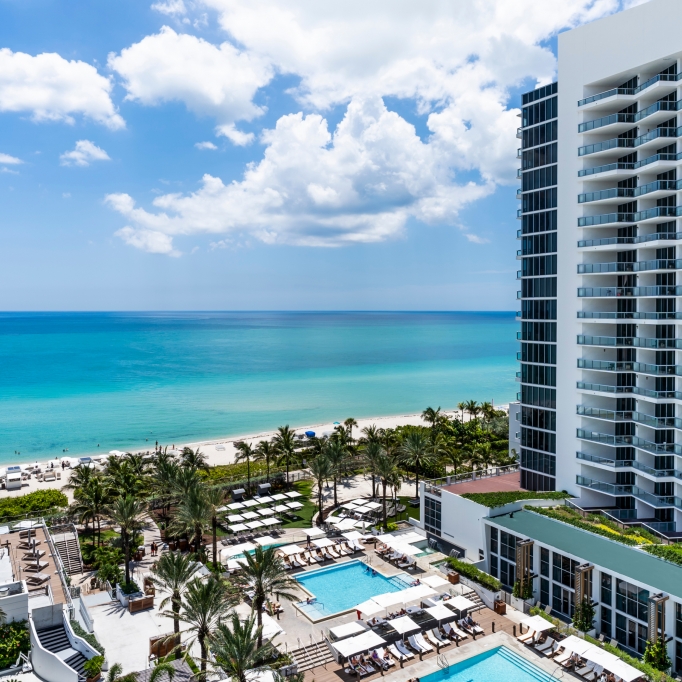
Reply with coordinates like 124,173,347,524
329,621,366,640
332,631,386,659
258,508,276,516
286,502,304,510
341,501,360,509
242,511,260,520
354,505,373,513
245,520,264,529
278,544,304,555
337,518,361,530
372,584,436,608
227,515,244,523
521,614,556,633
363,501,381,510
356,599,384,616
424,604,456,622
261,518,280,527
274,505,290,513
342,531,364,541
421,575,449,589
229,524,248,532
258,496,274,504
242,500,260,508
227,502,245,510
389,615,420,635
312,538,334,548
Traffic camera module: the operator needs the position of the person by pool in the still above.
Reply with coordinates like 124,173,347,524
411,578,420,586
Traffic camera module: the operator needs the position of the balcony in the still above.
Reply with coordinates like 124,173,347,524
633,126,681,151
578,188,634,204
577,285,682,298
577,151,682,178
578,259,682,274
516,188,522,199
576,476,682,509
577,335,682,348
578,231,682,248
577,73,681,107
577,213,635,227
578,138,633,157
578,311,682,320
577,452,682,480
576,406,682,429
578,112,635,134
517,169,522,179
576,428,682,455
633,206,682,223
633,178,682,198
576,381,682,400
634,99,681,123
578,359,682,376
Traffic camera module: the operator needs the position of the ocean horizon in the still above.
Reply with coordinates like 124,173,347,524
0,311,518,465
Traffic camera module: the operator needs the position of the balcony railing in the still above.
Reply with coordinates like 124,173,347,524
578,259,682,274
633,99,681,122
576,406,682,429
578,285,682,298
578,359,682,375
576,476,682,509
422,464,519,496
578,335,682,348
578,232,682,248
577,213,635,227
577,428,682,454
578,138,634,157
634,206,682,222
633,126,681,147
577,73,681,106
578,311,682,320
578,188,634,203
577,152,682,177
576,381,682,400
578,112,635,133
576,451,632,468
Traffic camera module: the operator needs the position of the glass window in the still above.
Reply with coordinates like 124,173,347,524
616,579,649,622
552,552,578,588
676,640,682,675
500,559,515,589
500,531,517,561
676,602,682,640
616,613,647,655
540,578,550,607
490,555,498,578
540,547,549,577
490,527,498,554
424,496,441,535
601,607,612,638
601,573,612,606
552,583,574,617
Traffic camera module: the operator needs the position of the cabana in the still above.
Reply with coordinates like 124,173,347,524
286,501,304,510
278,544,304,556
254,535,277,546
329,621,367,641
389,615,420,636
304,527,327,539
245,520,264,530
242,499,260,508
271,493,287,501
285,491,302,498
447,595,476,614
228,514,245,523
229,523,248,533
520,615,556,635
421,575,449,589
330,631,386,663
424,603,457,624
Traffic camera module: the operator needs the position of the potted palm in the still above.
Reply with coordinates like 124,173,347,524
83,655,104,682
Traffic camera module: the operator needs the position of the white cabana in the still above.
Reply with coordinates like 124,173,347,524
387,543,421,556
332,631,386,659
329,621,366,641
229,524,248,533
356,599,385,616
327,516,343,526
312,538,335,548
278,544,304,555
448,595,476,612
421,575,449,589
274,505,290,513
272,493,287,501
245,520,264,529
340,501,360,509
221,542,256,559
261,518,280,527
353,505,373,514
363,501,381,509
521,614,556,633
227,514,245,523
304,527,327,538
425,603,456,622
258,496,274,503
552,636,642,681
242,511,260,520
255,535,277,546
342,531,364,541
257,508,276,516
372,584,436,608
227,502,245,510
389,615,420,635
285,491,302,498
337,518,361,530
286,501,304,510
242,499,260,508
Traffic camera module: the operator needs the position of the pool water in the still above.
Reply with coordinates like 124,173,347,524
295,560,411,618
423,646,554,682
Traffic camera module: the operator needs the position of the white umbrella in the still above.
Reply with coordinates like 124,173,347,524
389,615,420,635
227,514,245,523
363,501,381,510
421,575,449,589
332,631,386,659
227,502,245,510
312,538,334,548
278,544,304,555
356,599,384,616
286,501,304,510
329,622,366,640
354,505,373,513
337,518,360,531
258,496,274,503
425,604,455,622
285,491,302,498
229,524,248,532
245,520,264,529
521,615,556,633
272,493,287,501
257,508,276,516
255,536,277,546
242,499,259,508
274,505,290,513
342,531,364,541
449,595,476,612
242,511,260,520
303,527,326,538
340,501,360,509
373,584,436,608
261,518,280,527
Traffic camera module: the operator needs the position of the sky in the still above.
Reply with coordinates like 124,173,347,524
0,0,646,311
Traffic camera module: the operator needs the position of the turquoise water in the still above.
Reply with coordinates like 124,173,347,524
424,647,554,682
295,560,408,616
0,312,517,464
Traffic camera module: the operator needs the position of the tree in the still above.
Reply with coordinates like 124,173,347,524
463,400,480,420
644,638,672,672
151,457,180,518
442,443,465,477
308,455,333,526
106,495,147,586
374,451,400,529
172,486,212,554
476,442,494,472
72,476,107,547
181,447,209,471
171,467,202,500
211,612,266,682
254,440,277,482
234,442,255,494
105,662,177,682
150,551,200,642
480,401,496,421
421,406,444,437
177,577,236,678
457,402,466,422
204,486,226,568
64,464,95,492
236,546,299,647
572,597,595,633
323,439,347,507
273,425,297,485
344,417,358,441
399,430,436,499
360,440,384,498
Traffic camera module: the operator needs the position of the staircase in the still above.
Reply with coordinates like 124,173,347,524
51,529,83,575
36,625,88,678
460,587,485,612
289,641,334,672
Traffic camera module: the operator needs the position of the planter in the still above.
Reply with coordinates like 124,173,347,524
511,596,533,612
447,572,460,585
86,674,101,682
494,600,506,615
129,595,154,614
116,584,142,607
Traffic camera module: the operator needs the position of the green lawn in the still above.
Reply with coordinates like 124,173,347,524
280,480,317,528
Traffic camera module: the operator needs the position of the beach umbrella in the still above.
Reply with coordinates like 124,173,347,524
424,604,455,624
389,616,420,636
227,514,245,523
271,494,287,501
285,491,302,498
421,575,449,589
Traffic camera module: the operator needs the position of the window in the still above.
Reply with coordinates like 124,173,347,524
500,532,517,561
552,552,578,588
616,613,647,655
540,578,550,607
553,583,574,617
615,580,649,622
676,640,682,676
601,607,612,638
601,573,612,606
424,496,441,535
490,554,498,578
676,602,682,640
500,558,515,588
490,527,498,555
540,547,549,577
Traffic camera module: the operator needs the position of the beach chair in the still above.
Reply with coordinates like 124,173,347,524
415,633,433,652
553,649,571,666
305,551,320,563
375,647,395,667
24,562,49,573
338,543,353,555
294,553,309,566
327,546,341,559
430,628,450,646
388,644,409,662
443,623,467,641
517,628,536,643
535,637,555,653
575,662,596,677
426,629,449,648
584,665,604,682
397,557,412,568
394,641,414,659
407,634,426,653
25,573,50,586
369,649,391,670
543,640,560,657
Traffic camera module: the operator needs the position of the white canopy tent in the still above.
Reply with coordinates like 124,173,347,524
245,520,264,529
227,502,245,510
271,494,287,501
229,524,247,533
448,595,476,612
242,511,260,520
521,615,556,633
285,491,302,498
227,514,244,523
424,603,456,622
331,631,386,660
261,518,280,527
342,531,364,541
242,500,259,508
337,518,361,531
274,505,290,513
389,615,420,635
356,599,385,616
255,535,277,546
257,508,276,516
421,575,449,589
304,527,327,538
258,496,274,504
286,501,304,510
363,501,381,510
278,544,304,555
329,621,366,641
312,538,335,548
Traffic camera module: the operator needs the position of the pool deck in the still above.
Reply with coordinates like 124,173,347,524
305,629,576,682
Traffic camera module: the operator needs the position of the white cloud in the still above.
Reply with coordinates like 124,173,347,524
108,97,494,253
0,153,22,165
63,192,71,198
107,27,272,141
60,140,111,167
115,226,181,257
195,141,218,150
0,48,124,129
465,233,490,244
151,0,186,15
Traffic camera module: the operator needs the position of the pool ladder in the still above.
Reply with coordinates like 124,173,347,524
437,653,449,670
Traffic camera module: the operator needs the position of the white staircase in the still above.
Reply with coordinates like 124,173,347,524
50,527,83,575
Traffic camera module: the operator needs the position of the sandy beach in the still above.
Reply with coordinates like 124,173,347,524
0,405,508,500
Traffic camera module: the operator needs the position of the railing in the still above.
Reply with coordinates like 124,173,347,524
578,112,634,133
576,406,682,429
576,428,682,455
577,335,682,349
79,596,95,633
43,519,75,619
578,231,682,248
423,464,519,496
578,259,682,274
578,138,633,157
578,311,682,320
576,476,682,509
577,213,634,227
577,152,682,177
578,359,682,376
577,72,680,106
633,126,681,147
578,285,682,297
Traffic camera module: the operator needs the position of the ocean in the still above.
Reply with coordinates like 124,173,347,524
0,312,517,464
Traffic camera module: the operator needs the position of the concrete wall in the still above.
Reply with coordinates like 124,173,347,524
0,582,29,623
508,402,521,459
29,607,77,682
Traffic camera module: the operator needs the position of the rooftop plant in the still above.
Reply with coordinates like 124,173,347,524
460,491,569,508
445,557,501,592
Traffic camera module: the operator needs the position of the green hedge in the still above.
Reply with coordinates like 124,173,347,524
527,507,639,546
0,621,29,669
460,491,569,508
445,557,501,592
0,490,68,522
70,620,105,658
643,544,682,567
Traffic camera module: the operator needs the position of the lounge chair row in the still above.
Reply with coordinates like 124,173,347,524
282,542,360,568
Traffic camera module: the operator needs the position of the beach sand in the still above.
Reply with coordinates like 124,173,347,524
0,406,508,500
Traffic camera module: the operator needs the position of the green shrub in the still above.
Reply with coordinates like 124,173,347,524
83,656,104,678
644,639,672,672
461,491,569,508
70,620,105,657
445,557,501,592
643,544,682,567
0,621,30,669
384,522,398,532
527,507,639,545
119,580,140,595
572,597,595,632
512,579,533,600
0,490,68,521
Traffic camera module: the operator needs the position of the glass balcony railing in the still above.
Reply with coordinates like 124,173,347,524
576,406,682,429
578,259,682,273
578,112,635,133
576,429,682,455
634,151,682,169
577,152,682,177
578,359,682,375
578,188,634,203
578,88,635,107
578,335,682,348
577,213,635,227
575,476,682,508
576,381,682,400
634,71,681,93
577,285,682,297
633,126,681,147
578,138,634,156
578,232,682,248
578,311,682,320
633,179,682,197
576,452,682,480
633,99,681,123
517,169,522,178
576,451,632,468
633,206,682,222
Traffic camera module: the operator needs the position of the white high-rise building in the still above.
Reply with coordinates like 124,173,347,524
518,0,682,538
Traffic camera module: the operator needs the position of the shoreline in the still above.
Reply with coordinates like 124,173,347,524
0,404,509,498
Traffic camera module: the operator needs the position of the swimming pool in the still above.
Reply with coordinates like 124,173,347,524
424,646,554,682
295,560,411,619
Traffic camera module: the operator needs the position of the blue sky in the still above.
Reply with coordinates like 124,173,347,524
0,0,636,311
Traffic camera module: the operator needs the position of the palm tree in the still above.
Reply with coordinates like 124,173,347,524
360,440,384,498
273,425,297,485
480,401,495,421
106,495,147,586
399,430,436,499
177,577,236,678
151,456,179,517
463,400,480,420
308,455,332,526
344,417,358,441
421,406,442,431
72,476,107,547
172,486,212,554
234,442,255,494
374,451,399,529
476,442,494,472
64,464,94,492
443,443,465,477
181,447,209,471
204,486,226,568
236,546,299,647
457,402,466,422
360,424,380,445
254,440,277,482
150,551,200,640
171,467,202,499
105,661,176,682
210,612,266,682
323,439,347,507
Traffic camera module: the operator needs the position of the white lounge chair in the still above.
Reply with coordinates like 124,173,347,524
443,622,467,640
543,641,560,657
430,628,450,645
388,644,408,661
425,629,449,648
327,546,341,559
394,641,414,659
535,637,555,653
410,633,433,652
517,628,536,643
575,662,596,677
553,649,571,665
